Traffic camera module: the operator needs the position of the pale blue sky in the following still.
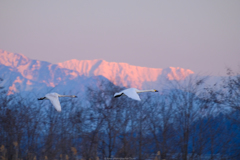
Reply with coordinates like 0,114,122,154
0,0,239,75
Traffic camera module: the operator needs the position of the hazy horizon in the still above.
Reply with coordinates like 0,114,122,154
0,0,240,76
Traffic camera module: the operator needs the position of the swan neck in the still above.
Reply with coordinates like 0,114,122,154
137,89,154,93
58,95,74,97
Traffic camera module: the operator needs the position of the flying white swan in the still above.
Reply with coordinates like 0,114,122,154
114,88,158,101
38,92,77,112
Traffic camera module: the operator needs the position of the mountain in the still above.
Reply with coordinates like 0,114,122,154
58,59,194,89
0,49,195,95
0,50,108,96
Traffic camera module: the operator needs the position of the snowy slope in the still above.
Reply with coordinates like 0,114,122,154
0,49,196,95
58,59,194,89
0,50,109,97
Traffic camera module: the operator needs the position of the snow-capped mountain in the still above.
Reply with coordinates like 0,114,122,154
0,50,108,96
58,59,194,89
0,49,195,95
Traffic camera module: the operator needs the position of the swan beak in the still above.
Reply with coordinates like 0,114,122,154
74,96,78,98
155,90,158,92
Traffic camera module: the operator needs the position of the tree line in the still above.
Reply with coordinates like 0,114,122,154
0,69,240,160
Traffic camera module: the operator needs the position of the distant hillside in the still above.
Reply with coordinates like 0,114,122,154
0,49,197,95
58,59,194,89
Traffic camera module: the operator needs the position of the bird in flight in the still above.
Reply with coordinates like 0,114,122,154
114,88,158,101
38,92,77,112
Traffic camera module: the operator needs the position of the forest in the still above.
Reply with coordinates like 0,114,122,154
0,69,240,160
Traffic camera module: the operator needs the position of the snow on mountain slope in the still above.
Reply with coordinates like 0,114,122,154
58,59,194,89
0,50,109,96
0,49,194,94
0,50,79,87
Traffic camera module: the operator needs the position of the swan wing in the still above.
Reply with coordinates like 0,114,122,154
45,93,61,112
123,88,141,101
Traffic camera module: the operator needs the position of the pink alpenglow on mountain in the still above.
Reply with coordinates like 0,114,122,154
58,59,194,89
0,50,194,93
0,50,79,87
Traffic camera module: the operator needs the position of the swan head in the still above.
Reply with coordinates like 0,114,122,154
38,97,46,100
154,89,158,92
114,92,123,98
73,95,77,98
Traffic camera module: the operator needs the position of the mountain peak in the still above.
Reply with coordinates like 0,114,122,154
58,59,107,76
162,67,194,80
0,50,195,90
0,50,30,68
58,59,194,89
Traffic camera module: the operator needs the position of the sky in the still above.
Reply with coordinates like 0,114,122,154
0,0,239,76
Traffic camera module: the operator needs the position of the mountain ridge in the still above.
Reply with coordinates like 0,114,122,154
58,59,194,89
0,49,195,94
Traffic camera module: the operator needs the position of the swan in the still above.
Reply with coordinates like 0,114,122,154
114,88,158,101
38,92,77,112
